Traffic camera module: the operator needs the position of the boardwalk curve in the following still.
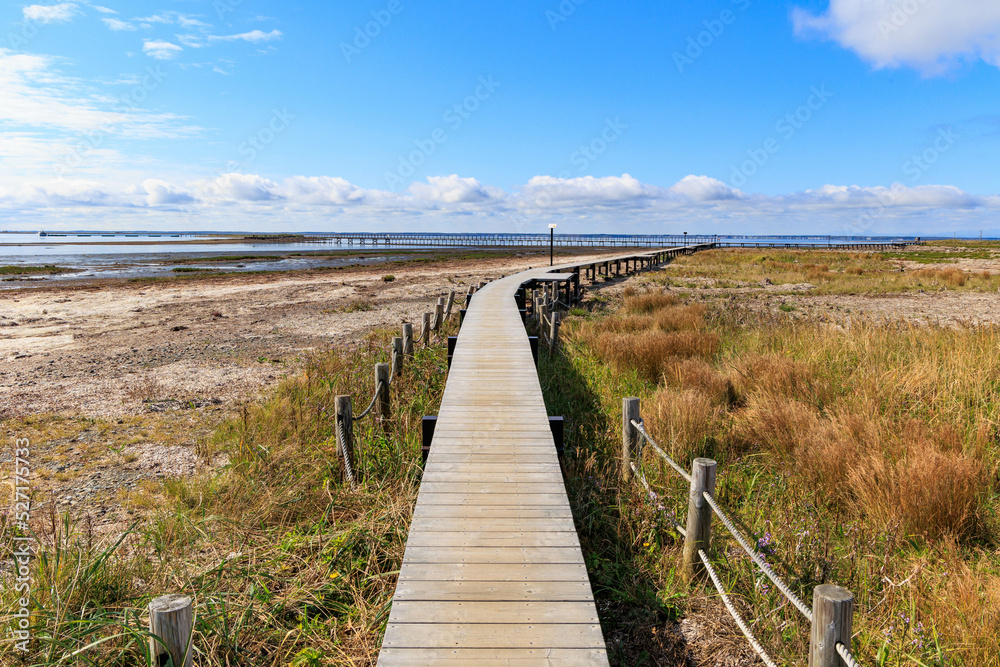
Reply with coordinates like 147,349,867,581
379,248,707,665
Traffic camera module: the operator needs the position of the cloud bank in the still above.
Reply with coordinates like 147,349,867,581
2,173,997,236
793,0,1000,74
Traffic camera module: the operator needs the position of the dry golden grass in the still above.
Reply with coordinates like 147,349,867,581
570,289,717,383
561,285,1000,664
644,388,723,462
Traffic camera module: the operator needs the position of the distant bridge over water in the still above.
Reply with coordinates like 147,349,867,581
320,232,921,250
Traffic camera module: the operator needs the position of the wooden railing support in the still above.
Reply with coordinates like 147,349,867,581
434,297,445,331
402,322,414,357
392,337,403,376
421,312,431,346
376,362,391,421
622,397,640,483
682,458,717,583
148,594,193,667
335,395,356,483
548,311,561,353
809,585,854,667
444,290,456,320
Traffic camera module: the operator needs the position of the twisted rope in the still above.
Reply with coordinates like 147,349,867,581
836,642,862,667
352,380,385,421
631,419,692,483
702,491,813,622
699,549,778,667
337,418,356,488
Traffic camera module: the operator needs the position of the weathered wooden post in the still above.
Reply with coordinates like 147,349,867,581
391,337,403,376
548,311,561,353
466,286,475,305
335,395,356,484
540,295,550,326
434,297,445,331
682,458,717,583
809,585,855,667
402,322,414,357
376,362,391,422
421,312,431,346
622,397,640,483
534,296,543,325
444,290,456,320
148,594,193,667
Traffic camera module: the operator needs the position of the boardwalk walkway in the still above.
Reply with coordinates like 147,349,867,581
379,248,706,665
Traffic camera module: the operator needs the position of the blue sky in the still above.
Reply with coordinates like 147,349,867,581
2,0,1000,235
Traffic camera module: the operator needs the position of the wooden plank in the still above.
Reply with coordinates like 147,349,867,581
378,647,609,666
387,601,599,624
415,493,570,506
398,562,590,581
391,580,595,602
413,506,573,519
402,546,585,564
421,473,563,483
381,623,606,649
418,483,568,494
410,518,576,532
406,532,581,547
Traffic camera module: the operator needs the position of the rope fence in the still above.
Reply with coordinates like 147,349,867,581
622,397,862,667
333,288,460,487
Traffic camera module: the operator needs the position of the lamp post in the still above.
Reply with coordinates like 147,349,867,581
549,224,557,266
683,231,687,246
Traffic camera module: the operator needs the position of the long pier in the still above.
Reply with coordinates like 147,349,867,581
326,232,715,248
317,232,919,250
379,246,709,665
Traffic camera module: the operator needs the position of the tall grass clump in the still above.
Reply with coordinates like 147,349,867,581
547,285,1000,666
1,324,454,666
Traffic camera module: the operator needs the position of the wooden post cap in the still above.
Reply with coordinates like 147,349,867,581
148,594,193,667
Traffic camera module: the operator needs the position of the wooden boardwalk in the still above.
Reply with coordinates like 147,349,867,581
379,248,704,665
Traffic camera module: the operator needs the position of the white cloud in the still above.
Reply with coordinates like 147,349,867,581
23,3,80,24
0,49,192,137
133,14,173,25
280,176,369,205
208,29,283,43
0,48,199,183
142,40,183,60
793,0,1000,74
520,174,658,207
668,175,743,202
90,5,116,14
198,173,279,202
179,17,210,28
143,179,194,206
408,175,502,204
102,17,135,31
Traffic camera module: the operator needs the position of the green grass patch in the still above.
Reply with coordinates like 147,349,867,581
0,264,72,275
